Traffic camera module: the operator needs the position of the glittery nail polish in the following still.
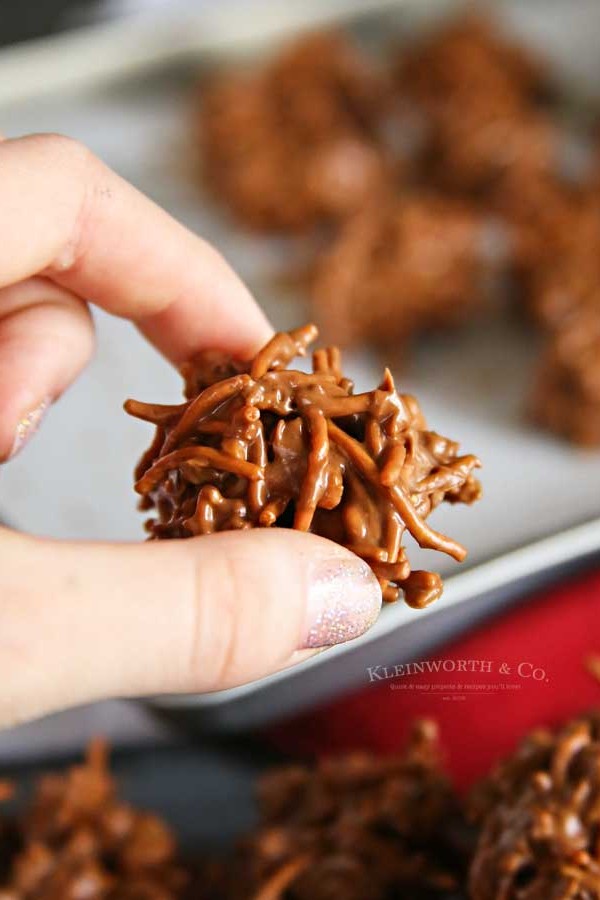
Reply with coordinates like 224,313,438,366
302,558,382,649
8,398,50,460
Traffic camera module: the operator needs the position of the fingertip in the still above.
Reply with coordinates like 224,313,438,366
183,528,382,692
301,550,382,649
0,278,94,462
136,261,273,365
2,396,51,463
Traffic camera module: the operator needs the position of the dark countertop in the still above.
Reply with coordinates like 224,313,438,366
1,1,97,47
0,738,284,852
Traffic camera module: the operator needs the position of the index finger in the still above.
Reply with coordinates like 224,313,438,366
0,133,272,362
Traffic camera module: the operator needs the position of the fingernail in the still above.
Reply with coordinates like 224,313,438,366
302,558,382,649
9,398,50,460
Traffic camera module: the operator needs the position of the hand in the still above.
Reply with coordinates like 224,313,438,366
0,134,381,728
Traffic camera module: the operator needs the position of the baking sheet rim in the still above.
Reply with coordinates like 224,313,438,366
0,0,409,107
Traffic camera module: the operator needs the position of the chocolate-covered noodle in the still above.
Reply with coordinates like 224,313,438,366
126,325,481,608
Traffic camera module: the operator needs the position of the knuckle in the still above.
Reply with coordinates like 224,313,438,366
34,133,94,173
47,145,98,274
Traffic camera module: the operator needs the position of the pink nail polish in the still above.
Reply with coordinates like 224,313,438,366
302,558,382,649
9,398,50,460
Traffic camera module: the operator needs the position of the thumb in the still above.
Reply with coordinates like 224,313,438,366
0,527,381,727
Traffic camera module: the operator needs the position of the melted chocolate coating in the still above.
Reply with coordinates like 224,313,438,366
125,325,481,607
468,713,600,900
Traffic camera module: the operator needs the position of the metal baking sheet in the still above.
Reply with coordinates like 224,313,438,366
1,1,600,731
0,741,272,853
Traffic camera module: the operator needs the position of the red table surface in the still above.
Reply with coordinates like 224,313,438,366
268,567,600,791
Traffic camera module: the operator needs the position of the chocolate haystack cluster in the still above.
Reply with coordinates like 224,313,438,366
0,741,188,899
200,31,391,232
500,173,600,446
396,15,557,196
227,720,469,900
530,312,600,447
198,14,600,446
4,712,600,899
468,712,600,900
312,195,486,350
125,324,481,607
0,722,471,900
